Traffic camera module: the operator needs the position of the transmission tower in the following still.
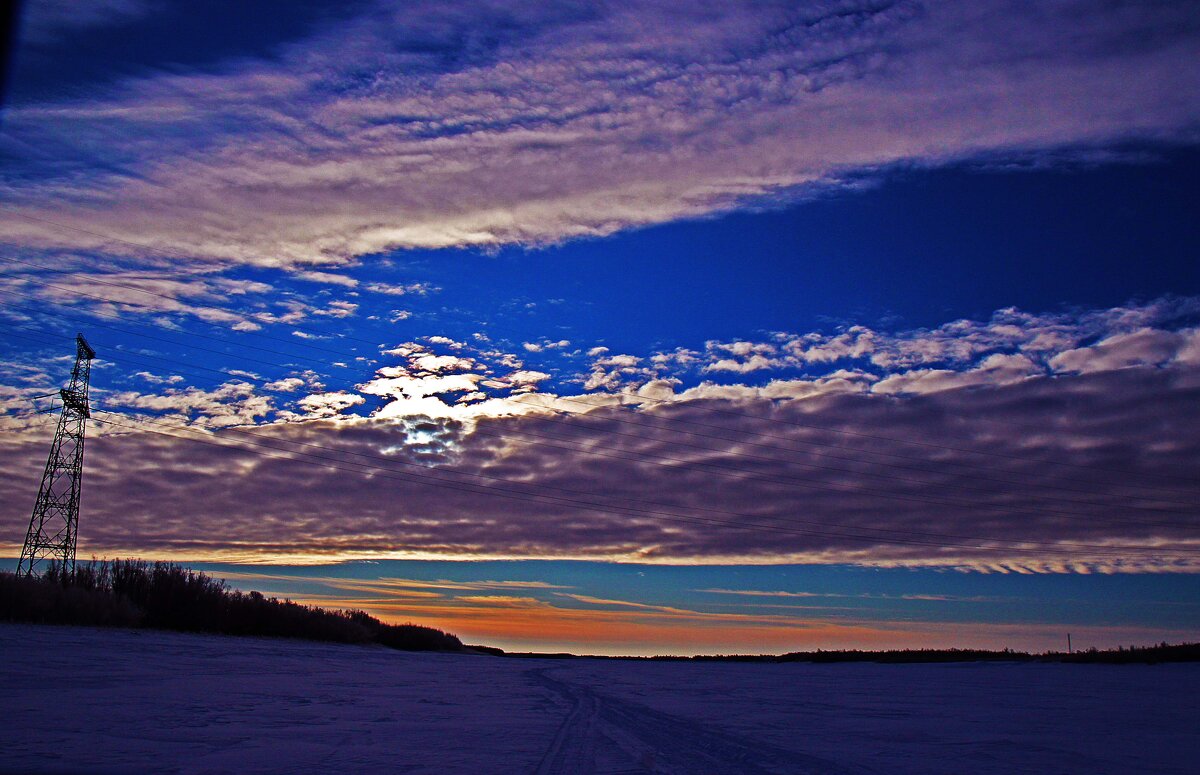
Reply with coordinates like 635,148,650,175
17,334,96,577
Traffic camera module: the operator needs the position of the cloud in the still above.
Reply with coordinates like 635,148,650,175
411,354,477,374
695,588,1000,604
294,270,359,288
3,354,1196,568
1177,329,1200,366
1049,328,1184,374
704,354,782,374
133,371,184,386
506,370,551,385
4,298,1199,569
312,300,359,318
101,379,274,428
295,391,365,418
698,589,824,599
584,353,654,391
263,377,306,393
786,327,878,364
0,265,284,330
522,339,570,352
644,297,1200,385
3,1,1199,267
872,353,1042,395
364,281,438,297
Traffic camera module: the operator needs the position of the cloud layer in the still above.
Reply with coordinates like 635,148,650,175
4,0,1199,266
2,299,1197,570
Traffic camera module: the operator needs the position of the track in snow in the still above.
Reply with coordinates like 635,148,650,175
530,668,859,775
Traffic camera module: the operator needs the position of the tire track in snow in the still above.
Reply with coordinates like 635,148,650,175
532,670,603,774
530,667,862,775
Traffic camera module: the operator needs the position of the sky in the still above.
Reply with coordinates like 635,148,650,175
1,0,1199,655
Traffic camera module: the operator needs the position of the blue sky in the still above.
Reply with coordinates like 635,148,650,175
408,150,1200,352
2,0,1199,654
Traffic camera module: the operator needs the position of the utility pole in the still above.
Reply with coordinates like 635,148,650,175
16,334,96,577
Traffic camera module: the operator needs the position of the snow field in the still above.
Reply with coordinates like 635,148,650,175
2,624,1196,774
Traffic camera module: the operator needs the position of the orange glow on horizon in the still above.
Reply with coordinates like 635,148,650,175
273,589,1195,657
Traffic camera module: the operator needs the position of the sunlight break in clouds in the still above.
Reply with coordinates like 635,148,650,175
3,1,1200,269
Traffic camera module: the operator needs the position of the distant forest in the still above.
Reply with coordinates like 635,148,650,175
505,643,1200,664
681,644,1200,664
0,559,463,652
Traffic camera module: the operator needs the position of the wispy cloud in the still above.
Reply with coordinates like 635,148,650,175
0,265,285,330
3,1,1198,268
697,588,1001,604
212,572,1192,654
102,379,275,429
698,589,825,599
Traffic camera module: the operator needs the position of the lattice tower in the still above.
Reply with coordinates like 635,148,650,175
17,334,96,577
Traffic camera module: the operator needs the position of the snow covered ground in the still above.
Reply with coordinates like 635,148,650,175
1,624,1196,774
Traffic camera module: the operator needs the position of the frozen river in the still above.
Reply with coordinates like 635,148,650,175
2,624,1195,774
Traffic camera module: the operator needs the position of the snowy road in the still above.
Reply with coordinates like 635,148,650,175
2,624,1196,774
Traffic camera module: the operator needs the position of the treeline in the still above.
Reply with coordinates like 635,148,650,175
0,559,462,652
1051,642,1200,664
677,644,1200,664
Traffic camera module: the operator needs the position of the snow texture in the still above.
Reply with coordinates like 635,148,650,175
1,624,1196,774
